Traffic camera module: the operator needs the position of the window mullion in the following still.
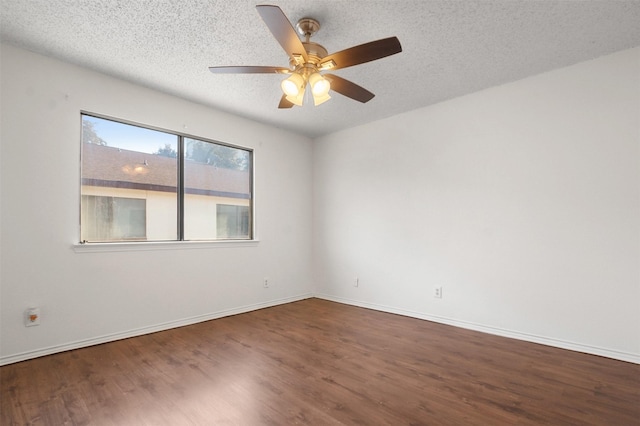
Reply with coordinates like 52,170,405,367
178,135,185,241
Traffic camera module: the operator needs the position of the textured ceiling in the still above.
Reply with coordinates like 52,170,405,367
2,1,640,138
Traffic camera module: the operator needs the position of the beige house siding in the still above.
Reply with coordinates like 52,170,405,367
81,185,249,241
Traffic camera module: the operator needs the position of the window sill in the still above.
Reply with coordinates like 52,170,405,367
72,239,259,253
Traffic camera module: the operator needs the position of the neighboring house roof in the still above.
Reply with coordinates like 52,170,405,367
82,143,250,199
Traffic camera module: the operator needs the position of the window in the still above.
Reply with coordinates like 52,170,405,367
80,114,252,243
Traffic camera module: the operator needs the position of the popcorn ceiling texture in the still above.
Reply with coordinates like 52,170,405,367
1,0,639,137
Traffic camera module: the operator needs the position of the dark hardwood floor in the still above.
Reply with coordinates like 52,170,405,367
2,298,639,425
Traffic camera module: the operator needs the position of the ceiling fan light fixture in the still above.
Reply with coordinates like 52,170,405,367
309,72,330,96
312,91,331,106
281,73,305,96
286,85,306,106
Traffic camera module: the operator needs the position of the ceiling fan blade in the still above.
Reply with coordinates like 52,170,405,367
320,37,402,71
278,94,295,109
209,66,290,74
324,74,375,103
256,5,308,62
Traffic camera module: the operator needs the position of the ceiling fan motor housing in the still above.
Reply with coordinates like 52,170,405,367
290,41,328,69
289,18,328,70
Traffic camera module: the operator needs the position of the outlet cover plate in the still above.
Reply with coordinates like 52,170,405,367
25,308,41,326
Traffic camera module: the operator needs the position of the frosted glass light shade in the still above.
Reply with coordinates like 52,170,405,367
281,73,305,96
313,92,331,106
286,85,305,106
309,72,330,96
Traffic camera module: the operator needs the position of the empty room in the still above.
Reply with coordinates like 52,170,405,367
1,1,639,424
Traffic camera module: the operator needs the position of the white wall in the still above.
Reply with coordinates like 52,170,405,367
2,43,638,366
313,47,640,363
0,44,314,364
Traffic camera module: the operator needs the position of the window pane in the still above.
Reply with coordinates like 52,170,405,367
183,138,251,240
81,115,178,242
81,196,146,240
216,204,250,239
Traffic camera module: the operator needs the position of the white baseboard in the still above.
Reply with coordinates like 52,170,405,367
0,294,313,366
314,293,640,365
4,293,637,366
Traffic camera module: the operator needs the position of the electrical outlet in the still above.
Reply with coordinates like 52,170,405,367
354,277,359,287
434,286,443,299
25,307,41,326
263,278,269,288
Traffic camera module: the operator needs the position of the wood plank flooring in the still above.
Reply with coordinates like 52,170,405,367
2,298,639,425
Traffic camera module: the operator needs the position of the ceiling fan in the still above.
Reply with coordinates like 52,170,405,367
209,5,402,108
